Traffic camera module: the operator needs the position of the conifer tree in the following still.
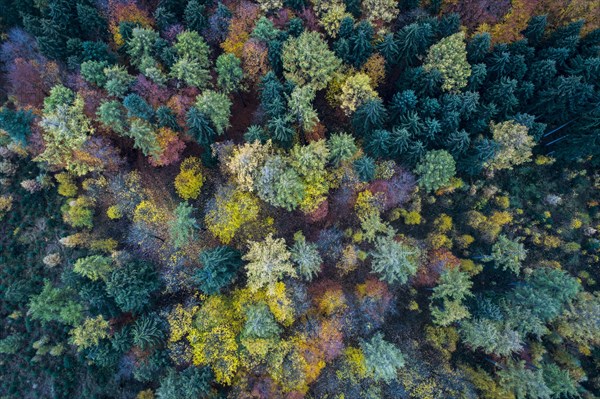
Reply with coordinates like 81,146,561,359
424,31,471,93
328,133,358,165
349,21,374,67
184,0,207,32
186,107,216,146
370,235,420,285
194,246,242,295
106,260,159,314
354,156,376,181
195,90,232,135
352,98,387,136
282,31,342,90
36,85,95,175
216,53,245,95
415,150,456,192
170,31,212,89
484,235,527,274
466,32,491,64
0,108,34,145
123,94,154,121
395,22,434,67
132,313,165,350
430,268,473,326
242,303,281,339
360,333,405,383
290,232,322,281
28,281,83,326
157,367,212,399
127,119,161,157
73,255,114,282
377,33,399,65
169,202,197,249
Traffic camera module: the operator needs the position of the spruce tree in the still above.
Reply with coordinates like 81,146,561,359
186,107,216,146
194,246,242,295
184,0,207,32
377,33,399,65
352,99,388,136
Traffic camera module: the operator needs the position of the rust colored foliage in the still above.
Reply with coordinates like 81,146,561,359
242,39,270,86
167,93,198,127
81,136,126,173
442,0,512,30
149,128,186,167
244,376,280,399
108,0,154,47
305,199,329,223
299,7,320,31
163,24,185,42
355,279,394,329
317,318,345,361
305,122,327,143
413,248,461,287
133,75,172,109
7,58,60,108
221,1,260,58
271,9,291,29
367,168,416,211
80,88,106,120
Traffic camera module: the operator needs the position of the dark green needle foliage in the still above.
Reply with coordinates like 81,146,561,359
106,260,160,314
193,246,243,295
352,99,387,136
186,107,216,145
354,156,376,182
3,3,600,397
131,313,165,350
0,108,34,145
157,367,213,399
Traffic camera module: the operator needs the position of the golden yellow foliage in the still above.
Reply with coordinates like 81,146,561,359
106,205,122,220
433,214,453,233
427,233,452,249
133,200,167,224
55,172,78,197
339,72,378,115
167,303,199,343
425,326,458,360
344,347,368,378
206,188,260,244
136,390,154,399
89,238,118,253
265,282,295,326
174,157,204,200
403,210,422,225
316,286,347,316
361,54,386,88
456,234,475,249
460,365,516,399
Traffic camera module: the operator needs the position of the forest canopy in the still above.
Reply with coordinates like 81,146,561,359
0,0,600,398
